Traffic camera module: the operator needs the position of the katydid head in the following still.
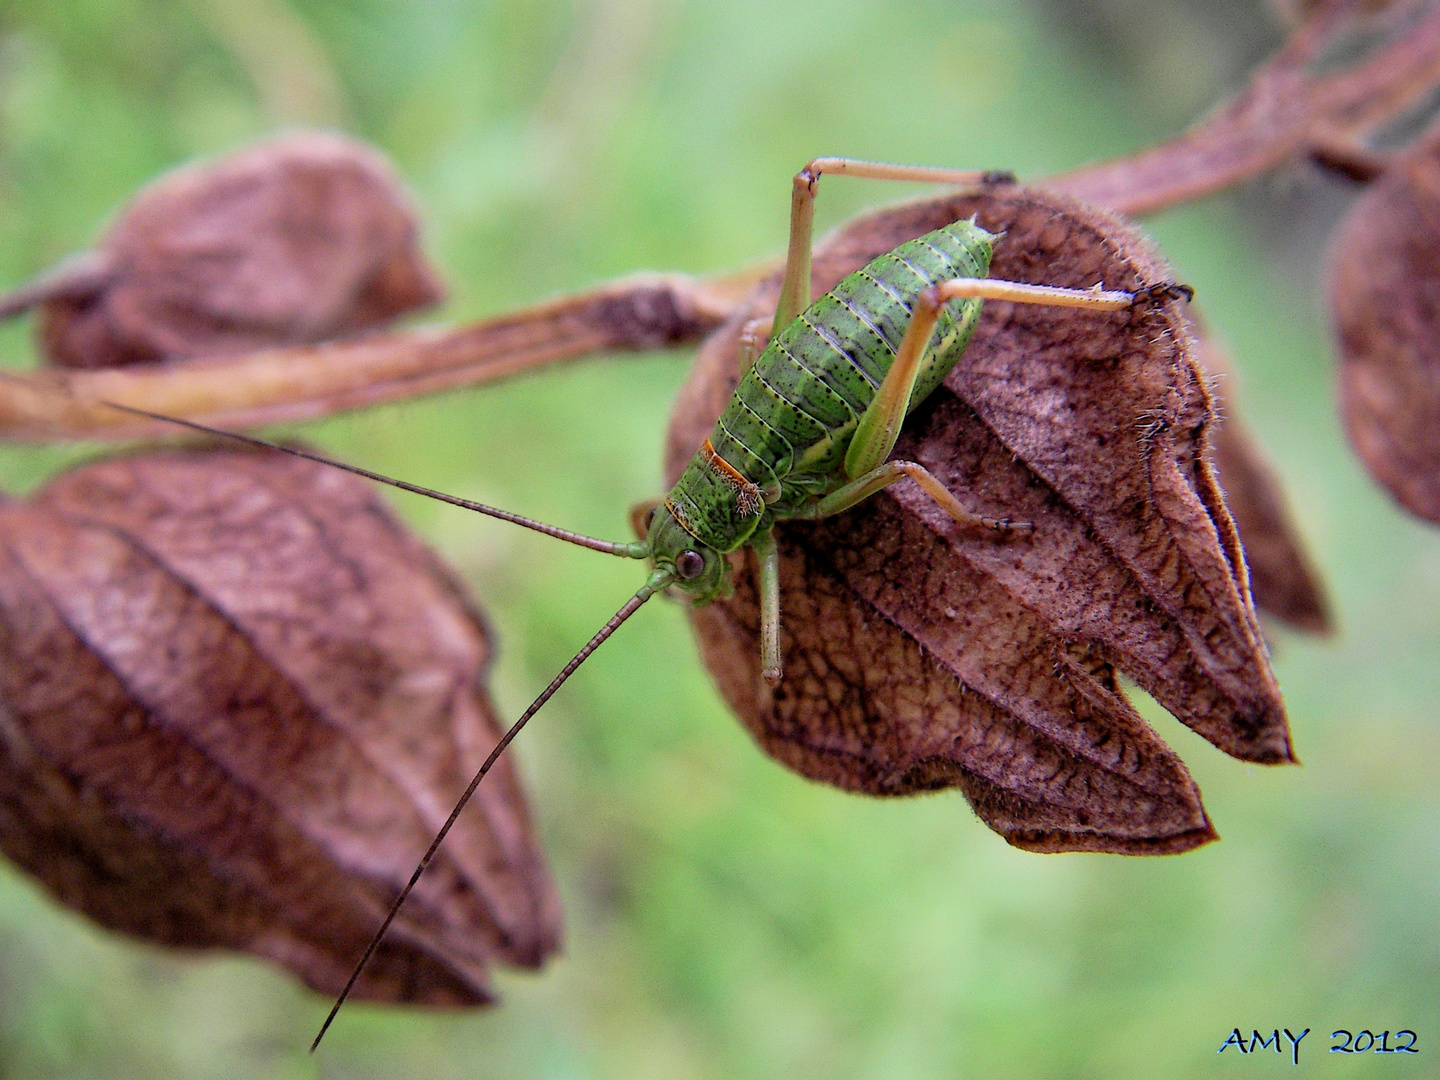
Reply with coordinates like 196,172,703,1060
643,503,729,603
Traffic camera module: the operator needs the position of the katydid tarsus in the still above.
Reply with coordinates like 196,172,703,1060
111,157,1190,1049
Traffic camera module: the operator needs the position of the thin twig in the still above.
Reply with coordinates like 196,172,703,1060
1047,3,1440,215
0,273,740,441
0,2,1436,442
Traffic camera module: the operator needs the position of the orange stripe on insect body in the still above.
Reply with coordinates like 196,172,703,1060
699,437,766,517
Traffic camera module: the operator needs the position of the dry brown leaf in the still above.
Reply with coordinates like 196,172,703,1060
1266,0,1417,30
15,131,443,369
1050,1,1440,217
3,2,1439,437
0,0,1430,439
1194,331,1333,634
1331,115,1440,525
0,446,560,1003
667,186,1294,855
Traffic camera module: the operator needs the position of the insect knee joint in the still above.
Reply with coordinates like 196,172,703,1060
1130,281,1195,306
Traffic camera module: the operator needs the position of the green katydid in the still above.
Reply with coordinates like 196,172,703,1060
112,157,1189,1048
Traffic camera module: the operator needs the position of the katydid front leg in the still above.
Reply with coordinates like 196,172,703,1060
752,529,782,683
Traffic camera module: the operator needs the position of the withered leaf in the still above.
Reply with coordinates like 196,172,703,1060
1332,116,1440,525
667,186,1293,855
1266,0,1416,30
0,446,559,1004
22,131,443,369
1193,330,1333,634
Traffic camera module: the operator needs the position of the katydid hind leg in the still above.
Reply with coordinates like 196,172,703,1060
772,158,1015,340
843,284,945,481
842,274,1144,482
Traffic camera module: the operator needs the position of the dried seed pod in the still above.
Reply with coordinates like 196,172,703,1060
1332,116,1440,525
1193,330,1333,634
7,131,443,369
0,446,559,1004
1266,0,1415,30
668,186,1293,855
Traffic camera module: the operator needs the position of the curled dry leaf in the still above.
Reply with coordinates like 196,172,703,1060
0,3,1436,434
10,131,443,370
1266,0,1417,31
0,447,559,1004
1331,116,1440,525
1049,0,1440,218
1192,330,1333,634
666,186,1293,855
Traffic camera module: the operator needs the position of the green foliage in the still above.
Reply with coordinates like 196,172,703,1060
0,1,1435,1077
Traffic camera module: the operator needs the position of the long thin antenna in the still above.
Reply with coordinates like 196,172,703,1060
102,402,650,559
310,568,675,1053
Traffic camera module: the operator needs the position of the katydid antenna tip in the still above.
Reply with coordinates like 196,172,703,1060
310,571,673,1053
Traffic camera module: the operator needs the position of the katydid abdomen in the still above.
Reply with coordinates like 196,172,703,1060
665,219,994,552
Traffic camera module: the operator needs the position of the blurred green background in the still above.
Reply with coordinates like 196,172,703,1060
0,0,1435,1077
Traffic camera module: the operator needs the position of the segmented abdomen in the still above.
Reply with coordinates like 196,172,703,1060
665,218,995,553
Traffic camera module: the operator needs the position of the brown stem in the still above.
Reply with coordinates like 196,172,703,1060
1047,3,1440,215
0,274,738,442
0,1,1435,442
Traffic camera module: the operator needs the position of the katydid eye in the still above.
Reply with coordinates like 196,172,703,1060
676,550,706,579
